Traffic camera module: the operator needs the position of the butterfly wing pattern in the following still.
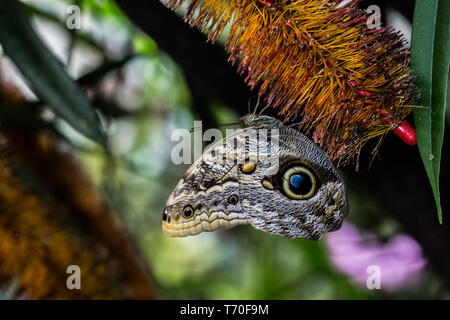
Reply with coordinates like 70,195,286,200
162,115,348,240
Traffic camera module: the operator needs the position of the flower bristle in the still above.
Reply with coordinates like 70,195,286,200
168,0,417,165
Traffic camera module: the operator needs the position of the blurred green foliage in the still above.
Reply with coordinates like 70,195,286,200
0,0,105,143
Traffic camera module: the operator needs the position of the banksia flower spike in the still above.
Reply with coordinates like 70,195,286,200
168,0,417,165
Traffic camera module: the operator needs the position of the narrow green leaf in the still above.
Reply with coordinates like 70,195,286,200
411,0,449,223
432,0,450,209
411,0,438,220
0,0,105,144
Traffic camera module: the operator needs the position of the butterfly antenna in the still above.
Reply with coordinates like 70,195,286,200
189,125,202,133
286,119,310,129
216,121,242,127
251,95,261,117
190,121,241,133
247,95,258,114
257,102,271,117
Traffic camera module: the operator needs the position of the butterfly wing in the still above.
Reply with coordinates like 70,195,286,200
162,116,348,240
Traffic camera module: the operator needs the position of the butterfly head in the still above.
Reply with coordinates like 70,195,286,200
240,114,280,129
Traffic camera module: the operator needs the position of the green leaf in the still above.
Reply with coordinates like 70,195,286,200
411,0,449,223
0,0,105,145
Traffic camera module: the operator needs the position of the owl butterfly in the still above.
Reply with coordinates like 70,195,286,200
162,115,348,240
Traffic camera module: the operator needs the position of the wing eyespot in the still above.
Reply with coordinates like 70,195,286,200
182,205,194,219
228,195,239,205
282,165,317,200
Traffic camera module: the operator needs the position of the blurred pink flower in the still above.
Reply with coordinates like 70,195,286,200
325,222,426,291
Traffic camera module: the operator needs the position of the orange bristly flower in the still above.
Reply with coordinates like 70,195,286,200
168,0,417,165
